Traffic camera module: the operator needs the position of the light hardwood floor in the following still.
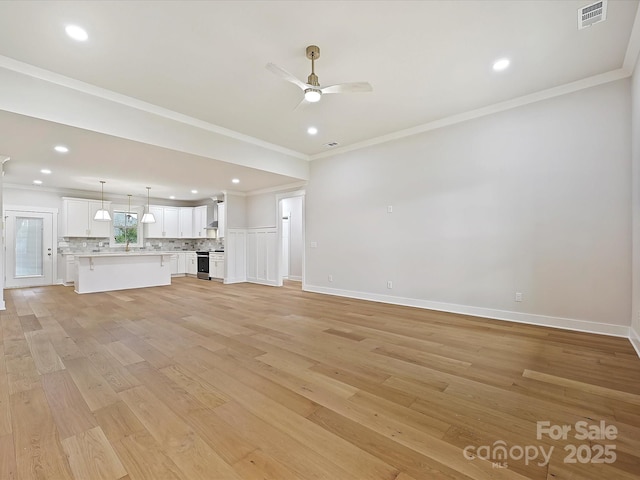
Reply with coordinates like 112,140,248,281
1,277,639,480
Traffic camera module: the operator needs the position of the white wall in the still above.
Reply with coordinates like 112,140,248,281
632,53,640,344
245,187,306,229
225,193,246,229
306,79,632,332
246,192,277,228
281,196,303,280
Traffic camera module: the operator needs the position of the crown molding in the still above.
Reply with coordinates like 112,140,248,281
0,55,309,162
245,181,308,197
623,2,640,73
310,68,631,161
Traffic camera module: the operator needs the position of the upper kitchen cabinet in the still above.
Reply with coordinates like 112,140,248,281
62,198,112,238
145,205,179,238
178,207,194,239
194,205,207,238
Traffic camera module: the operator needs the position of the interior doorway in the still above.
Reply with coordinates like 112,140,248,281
5,209,56,288
277,192,304,284
281,213,290,279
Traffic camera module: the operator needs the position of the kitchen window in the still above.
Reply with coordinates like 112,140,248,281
110,205,143,248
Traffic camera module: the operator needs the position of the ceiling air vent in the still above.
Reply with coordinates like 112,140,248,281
323,141,339,148
578,0,607,30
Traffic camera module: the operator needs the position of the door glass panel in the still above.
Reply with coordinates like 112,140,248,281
15,217,43,277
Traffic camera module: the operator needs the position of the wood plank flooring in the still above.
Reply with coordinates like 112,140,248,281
1,277,640,479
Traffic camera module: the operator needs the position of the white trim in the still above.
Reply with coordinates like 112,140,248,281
631,327,640,358
4,205,59,214
623,3,640,73
246,181,309,197
310,69,631,161
0,55,308,162
303,284,631,338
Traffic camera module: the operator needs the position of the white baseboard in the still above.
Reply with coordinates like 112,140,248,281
631,327,640,358
287,276,302,282
303,284,631,338
0,300,5,311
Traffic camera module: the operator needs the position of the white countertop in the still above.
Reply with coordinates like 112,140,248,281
63,250,199,256
74,251,175,258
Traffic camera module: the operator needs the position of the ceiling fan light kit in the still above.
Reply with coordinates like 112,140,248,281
267,45,372,104
304,88,322,102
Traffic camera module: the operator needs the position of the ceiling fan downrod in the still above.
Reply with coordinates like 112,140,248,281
306,45,320,87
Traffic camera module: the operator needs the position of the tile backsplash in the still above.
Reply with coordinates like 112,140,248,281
58,237,224,254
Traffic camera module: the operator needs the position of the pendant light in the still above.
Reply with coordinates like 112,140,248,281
94,180,111,221
125,194,132,251
141,186,156,223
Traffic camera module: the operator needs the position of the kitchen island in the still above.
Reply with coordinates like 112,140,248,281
74,252,172,294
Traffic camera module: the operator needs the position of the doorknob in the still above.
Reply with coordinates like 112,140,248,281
48,253,52,256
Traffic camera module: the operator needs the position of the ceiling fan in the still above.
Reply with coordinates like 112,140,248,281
266,45,372,104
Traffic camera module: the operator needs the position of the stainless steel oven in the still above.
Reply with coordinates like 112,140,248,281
196,251,210,280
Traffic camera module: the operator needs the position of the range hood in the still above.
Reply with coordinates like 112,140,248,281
205,197,223,229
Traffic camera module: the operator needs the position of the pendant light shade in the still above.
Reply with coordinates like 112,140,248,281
94,180,111,222
141,186,156,224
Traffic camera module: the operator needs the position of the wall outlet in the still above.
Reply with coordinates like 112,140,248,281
387,280,393,289
328,274,333,282
310,241,318,248
387,205,393,213
515,292,523,302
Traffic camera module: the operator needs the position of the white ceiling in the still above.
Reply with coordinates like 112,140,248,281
0,0,638,200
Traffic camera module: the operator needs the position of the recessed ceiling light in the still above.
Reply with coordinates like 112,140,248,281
169,195,176,200
191,190,198,194
41,169,52,174
307,127,318,135
232,178,240,184
54,145,69,153
493,58,510,72
33,180,43,185
65,25,88,42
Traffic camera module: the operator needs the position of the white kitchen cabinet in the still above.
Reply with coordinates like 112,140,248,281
179,207,194,238
178,252,186,274
145,206,179,238
194,205,207,238
186,252,197,275
217,202,225,238
62,198,112,238
209,253,224,279
164,207,179,238
145,206,164,238
58,254,77,285
169,252,186,276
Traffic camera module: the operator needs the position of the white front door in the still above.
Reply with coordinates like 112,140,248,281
5,210,55,288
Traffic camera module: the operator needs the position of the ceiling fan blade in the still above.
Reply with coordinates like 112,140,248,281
266,63,308,91
321,82,373,95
